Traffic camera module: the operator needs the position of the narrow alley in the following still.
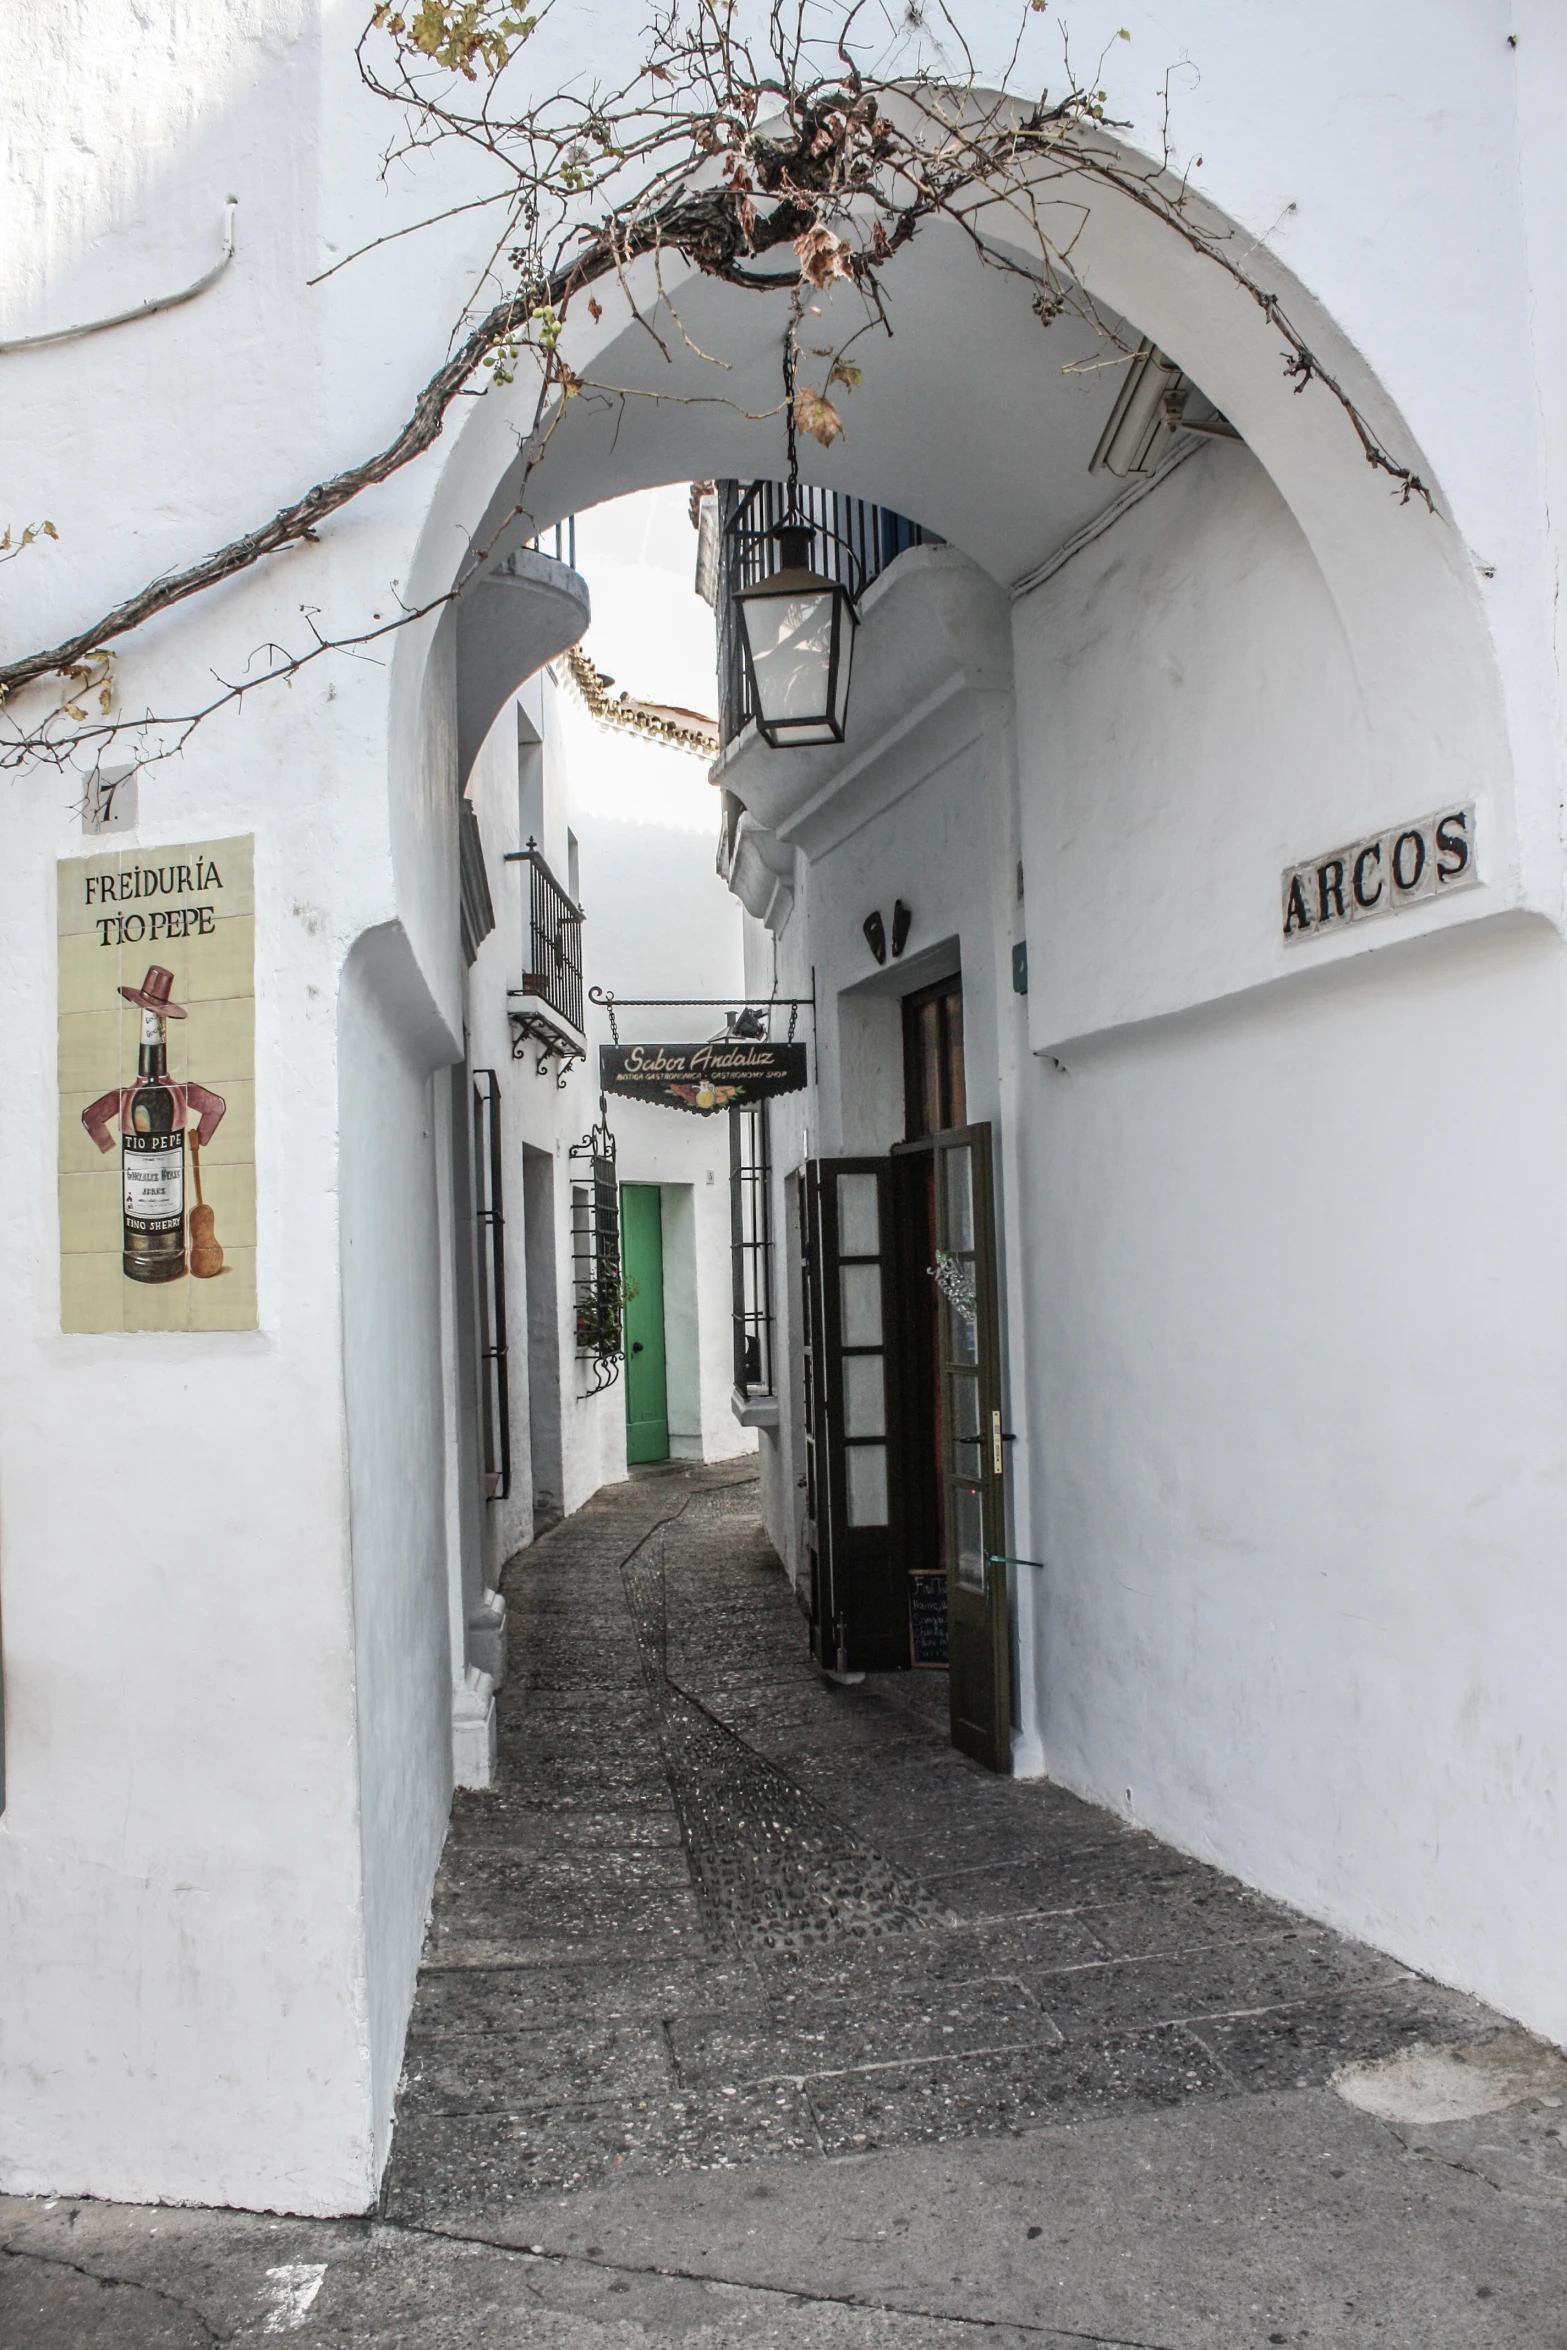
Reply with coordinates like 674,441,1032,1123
6,1469,1565,2347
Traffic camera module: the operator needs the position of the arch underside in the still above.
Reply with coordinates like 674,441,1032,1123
404,135,1502,849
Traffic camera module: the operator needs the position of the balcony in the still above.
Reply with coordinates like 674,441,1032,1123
507,838,586,1083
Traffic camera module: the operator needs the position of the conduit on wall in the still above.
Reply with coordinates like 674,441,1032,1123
0,202,238,357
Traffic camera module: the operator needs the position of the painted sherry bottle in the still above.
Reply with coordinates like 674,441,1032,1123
123,1005,186,1282
81,963,228,1288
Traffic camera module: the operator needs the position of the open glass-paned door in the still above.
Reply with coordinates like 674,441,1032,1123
799,1159,908,1673
930,1123,1011,1771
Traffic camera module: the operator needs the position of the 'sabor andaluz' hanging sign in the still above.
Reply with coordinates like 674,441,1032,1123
600,1039,808,1115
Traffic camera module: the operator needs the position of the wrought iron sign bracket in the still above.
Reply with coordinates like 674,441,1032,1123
507,996,587,1088
588,984,815,1047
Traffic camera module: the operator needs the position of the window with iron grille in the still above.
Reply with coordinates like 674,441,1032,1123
730,1101,774,1396
570,1143,623,1392
471,1069,510,1500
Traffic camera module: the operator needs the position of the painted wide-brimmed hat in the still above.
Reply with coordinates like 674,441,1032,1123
119,964,187,1019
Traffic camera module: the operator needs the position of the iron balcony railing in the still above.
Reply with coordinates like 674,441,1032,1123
526,516,578,567
516,837,585,1034
714,480,939,748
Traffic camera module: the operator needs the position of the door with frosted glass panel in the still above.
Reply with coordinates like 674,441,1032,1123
931,1123,1011,1771
802,1159,908,1673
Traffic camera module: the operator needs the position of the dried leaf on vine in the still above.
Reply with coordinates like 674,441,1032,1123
794,223,854,290
1,519,58,563
372,1,536,80
794,387,843,446
827,361,862,392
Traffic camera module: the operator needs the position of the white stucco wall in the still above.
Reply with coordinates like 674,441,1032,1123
1018,445,1374,1046
1023,911,1567,2032
0,681,405,2212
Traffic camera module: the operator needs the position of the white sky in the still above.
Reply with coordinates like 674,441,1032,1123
572,483,720,721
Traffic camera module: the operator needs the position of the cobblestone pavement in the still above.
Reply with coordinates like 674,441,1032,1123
5,1462,1566,2349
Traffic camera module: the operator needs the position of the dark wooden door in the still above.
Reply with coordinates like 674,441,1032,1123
800,1157,907,1672
929,1123,1011,1771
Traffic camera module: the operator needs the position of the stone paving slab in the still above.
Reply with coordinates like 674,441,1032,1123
442,1804,687,1856
1185,1978,1495,2092
862,1811,1130,1876
408,1955,767,2033
667,1976,1063,2088
423,1911,711,1971
807,2026,1232,2154
400,2020,676,2115
384,2081,822,2211
472,1780,678,1818
1024,1930,1410,2037
757,1914,1116,2003
434,1847,696,1897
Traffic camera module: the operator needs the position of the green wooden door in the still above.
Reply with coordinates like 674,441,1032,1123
620,1183,669,1463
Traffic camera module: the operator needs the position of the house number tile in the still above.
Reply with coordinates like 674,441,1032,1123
1282,803,1477,944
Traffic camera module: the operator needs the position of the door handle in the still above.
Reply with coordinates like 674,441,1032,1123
632,1340,644,1354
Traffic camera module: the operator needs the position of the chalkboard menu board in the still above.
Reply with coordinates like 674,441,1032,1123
909,1573,949,1666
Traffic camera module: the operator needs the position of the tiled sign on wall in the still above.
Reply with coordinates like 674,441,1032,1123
1282,804,1477,945
58,835,256,1331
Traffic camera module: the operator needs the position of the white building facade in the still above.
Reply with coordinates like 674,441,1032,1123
1,0,1564,2215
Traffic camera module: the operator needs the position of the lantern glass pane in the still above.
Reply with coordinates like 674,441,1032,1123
740,584,837,729
829,603,856,734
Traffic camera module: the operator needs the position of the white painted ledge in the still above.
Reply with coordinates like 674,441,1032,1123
467,1587,507,1688
731,1388,780,1429
723,815,796,936
451,1665,496,1790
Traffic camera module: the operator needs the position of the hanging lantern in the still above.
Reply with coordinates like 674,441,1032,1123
734,520,858,749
